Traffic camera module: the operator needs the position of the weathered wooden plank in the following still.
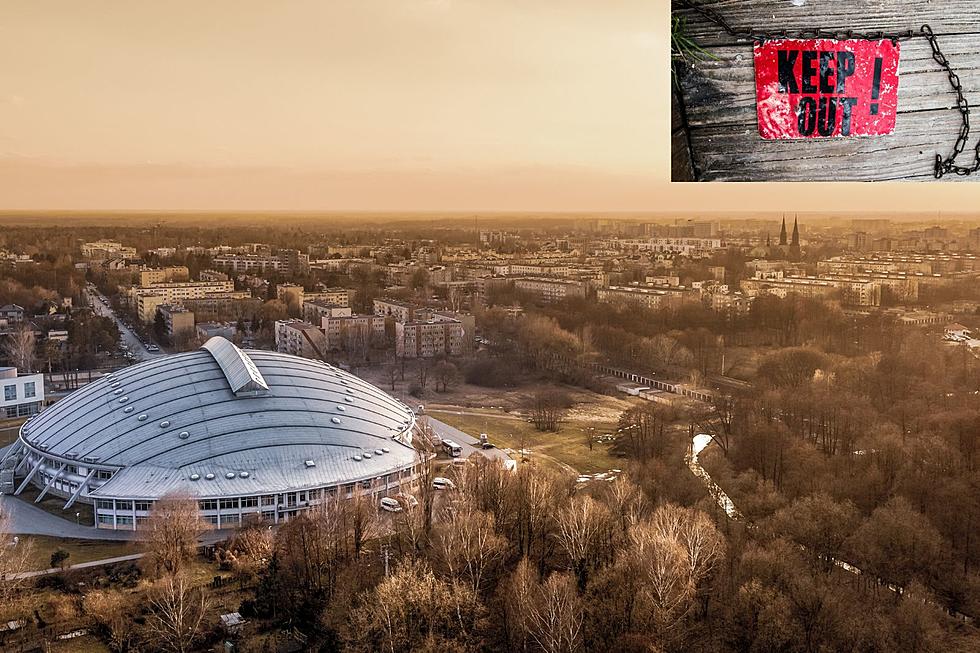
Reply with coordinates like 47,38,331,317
688,108,974,181
679,35,980,127
674,0,980,44
672,0,980,181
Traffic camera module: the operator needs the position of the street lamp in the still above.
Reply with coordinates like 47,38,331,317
75,512,80,525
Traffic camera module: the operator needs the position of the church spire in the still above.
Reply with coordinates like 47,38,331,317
791,215,799,247
779,215,788,246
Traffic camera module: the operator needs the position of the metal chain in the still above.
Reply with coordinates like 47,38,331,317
676,0,980,178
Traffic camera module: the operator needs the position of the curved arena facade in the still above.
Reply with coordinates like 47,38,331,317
6,337,420,530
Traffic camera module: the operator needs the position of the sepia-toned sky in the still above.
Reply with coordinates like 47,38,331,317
0,1,976,212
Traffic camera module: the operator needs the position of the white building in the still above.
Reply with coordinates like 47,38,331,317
0,367,44,418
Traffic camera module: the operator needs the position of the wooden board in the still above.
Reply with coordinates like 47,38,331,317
672,0,980,181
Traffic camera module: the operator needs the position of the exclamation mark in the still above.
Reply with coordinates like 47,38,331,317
870,57,883,116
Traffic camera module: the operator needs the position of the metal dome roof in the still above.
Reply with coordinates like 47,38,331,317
18,337,417,499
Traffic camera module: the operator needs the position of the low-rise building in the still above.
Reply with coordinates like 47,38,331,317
81,240,137,260
306,287,351,307
0,366,43,418
196,322,237,341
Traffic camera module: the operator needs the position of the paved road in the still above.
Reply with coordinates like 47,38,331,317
85,289,166,362
11,553,146,579
422,415,511,464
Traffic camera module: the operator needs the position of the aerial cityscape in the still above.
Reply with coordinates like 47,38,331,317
2,0,980,651
0,212,978,651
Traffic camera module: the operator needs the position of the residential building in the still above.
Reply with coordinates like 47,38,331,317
303,300,352,324
513,277,588,303
130,281,236,321
157,305,196,338
395,314,465,358
275,320,328,358
81,240,137,259
0,304,25,327
306,288,351,307
373,298,416,323
139,266,190,286
321,314,385,351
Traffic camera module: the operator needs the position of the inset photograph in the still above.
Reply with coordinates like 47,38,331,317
671,0,980,181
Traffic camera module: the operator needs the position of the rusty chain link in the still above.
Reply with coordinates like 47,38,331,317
676,0,980,178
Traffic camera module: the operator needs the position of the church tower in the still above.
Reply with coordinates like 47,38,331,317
789,216,801,259
779,216,788,246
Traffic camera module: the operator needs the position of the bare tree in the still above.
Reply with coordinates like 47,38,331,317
504,557,535,652
528,572,584,653
2,324,36,372
386,364,399,391
603,474,647,535
435,502,506,595
0,509,35,605
346,557,483,653
525,388,572,432
143,494,207,577
432,359,460,393
554,494,615,591
145,572,212,653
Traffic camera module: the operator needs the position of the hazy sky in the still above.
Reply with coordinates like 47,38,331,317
0,2,976,212
0,0,659,210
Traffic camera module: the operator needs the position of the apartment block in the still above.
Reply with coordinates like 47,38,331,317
275,320,327,359
321,314,385,351
395,314,465,358
157,304,195,337
130,281,236,321
139,266,190,286
513,277,588,303
303,300,352,324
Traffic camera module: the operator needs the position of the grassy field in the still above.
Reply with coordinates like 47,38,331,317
431,409,623,474
24,536,142,571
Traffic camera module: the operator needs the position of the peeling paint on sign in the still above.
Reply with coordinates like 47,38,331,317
754,39,900,139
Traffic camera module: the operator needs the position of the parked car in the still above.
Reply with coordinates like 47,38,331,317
379,497,402,512
432,477,456,491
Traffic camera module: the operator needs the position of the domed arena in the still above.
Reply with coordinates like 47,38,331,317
6,337,420,530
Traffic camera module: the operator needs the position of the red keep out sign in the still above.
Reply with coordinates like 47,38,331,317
754,39,900,139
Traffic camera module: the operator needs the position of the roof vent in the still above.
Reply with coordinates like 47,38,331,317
336,406,346,412
304,460,316,468
225,472,236,479
205,473,215,480
111,382,120,388
113,389,123,395
124,406,134,413
352,455,362,461
118,396,128,403
363,452,372,459
138,414,148,421
159,420,170,428
375,449,384,455
331,417,342,424
189,473,200,481
178,431,189,439
344,397,353,403
239,471,249,478
382,447,390,453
